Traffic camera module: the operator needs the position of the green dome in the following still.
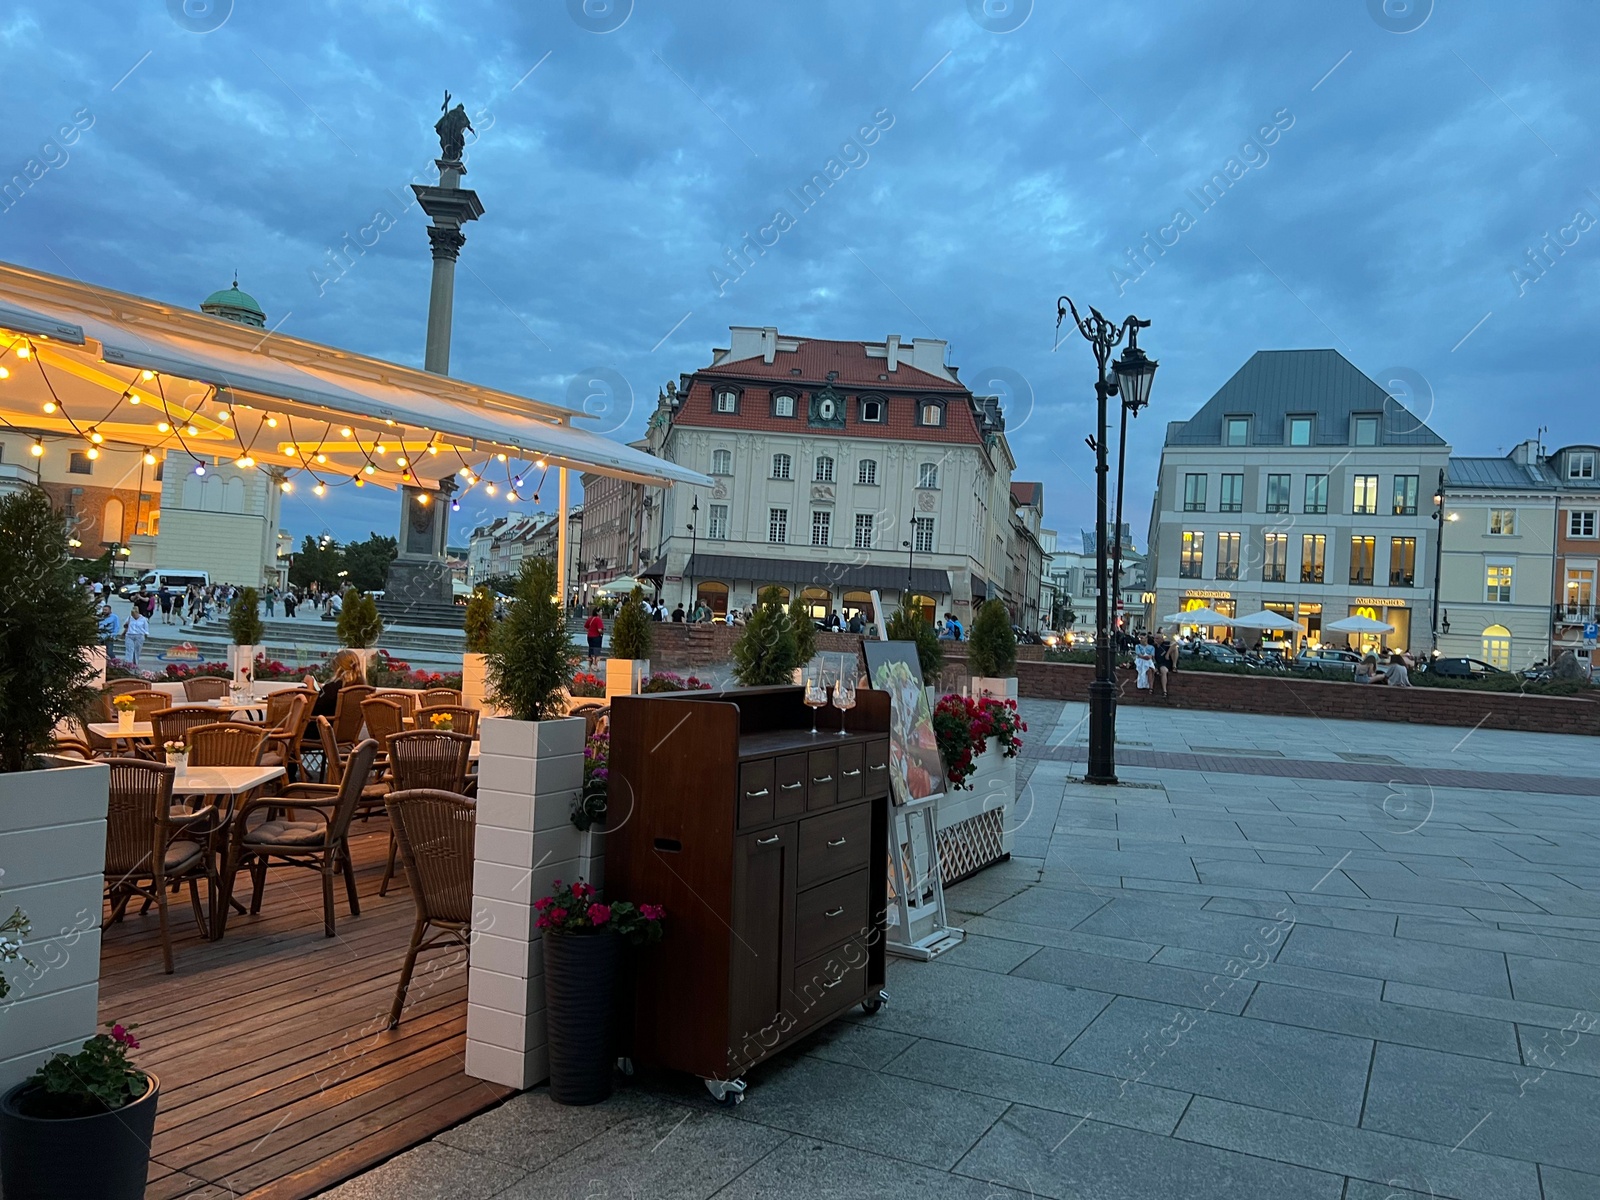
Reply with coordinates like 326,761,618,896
200,280,266,328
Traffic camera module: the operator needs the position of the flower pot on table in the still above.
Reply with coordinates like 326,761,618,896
0,1073,159,1200
542,930,621,1105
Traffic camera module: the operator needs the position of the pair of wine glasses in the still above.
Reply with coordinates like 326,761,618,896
802,656,857,735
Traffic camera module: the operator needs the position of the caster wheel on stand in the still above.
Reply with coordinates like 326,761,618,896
861,989,888,1015
616,1057,635,1077
704,1077,747,1107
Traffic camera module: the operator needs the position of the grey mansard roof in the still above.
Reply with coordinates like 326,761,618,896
1446,456,1558,489
1165,350,1449,448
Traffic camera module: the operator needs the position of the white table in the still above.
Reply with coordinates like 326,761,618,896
88,721,153,746
169,765,285,796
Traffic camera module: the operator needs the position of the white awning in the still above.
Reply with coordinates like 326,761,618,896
0,260,708,492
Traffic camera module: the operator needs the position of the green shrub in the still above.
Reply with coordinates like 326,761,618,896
610,586,654,660
733,586,799,686
463,587,496,653
886,594,943,681
967,599,1017,677
227,586,264,646
788,596,818,668
336,589,383,649
487,557,578,721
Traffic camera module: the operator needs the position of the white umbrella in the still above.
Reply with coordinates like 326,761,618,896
1162,607,1235,626
1232,609,1304,632
1323,614,1395,634
594,576,644,596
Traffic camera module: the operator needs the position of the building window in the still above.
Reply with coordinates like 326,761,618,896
1489,508,1516,536
1486,563,1513,603
1392,475,1418,516
1182,474,1207,512
773,394,796,417
919,401,944,427
811,510,831,546
854,513,874,549
711,448,732,475
1353,415,1379,446
1224,416,1249,446
69,450,92,475
135,493,157,537
918,463,938,489
1570,510,1597,538
1389,537,1416,586
1304,474,1328,515
857,458,877,485
1179,531,1205,578
1300,534,1326,583
1265,473,1290,513
860,399,883,423
1263,532,1288,582
1216,532,1241,580
814,455,834,483
1482,624,1512,669
1349,536,1376,585
1288,416,1313,446
1219,473,1243,513
772,453,792,480
715,390,738,414
768,508,788,544
1351,475,1379,515
707,503,729,540
912,516,934,554
1565,568,1595,616
1570,451,1596,480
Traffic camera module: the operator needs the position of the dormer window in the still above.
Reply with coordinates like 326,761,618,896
860,398,883,423
773,393,796,417
1570,451,1596,480
1353,414,1380,446
714,389,738,414
919,399,945,427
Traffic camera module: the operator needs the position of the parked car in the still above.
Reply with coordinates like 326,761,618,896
1427,656,1508,678
1293,647,1362,675
1183,640,1244,664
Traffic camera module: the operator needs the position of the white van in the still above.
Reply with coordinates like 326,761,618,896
118,569,210,597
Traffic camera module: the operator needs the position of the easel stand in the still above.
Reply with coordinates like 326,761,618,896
886,794,965,960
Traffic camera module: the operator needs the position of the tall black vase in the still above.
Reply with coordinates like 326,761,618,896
0,1073,160,1200
543,931,620,1105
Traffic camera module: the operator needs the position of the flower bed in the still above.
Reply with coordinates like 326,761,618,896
638,671,712,694
569,672,606,698
366,650,461,690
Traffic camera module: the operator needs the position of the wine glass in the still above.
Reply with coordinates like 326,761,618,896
803,664,828,735
831,671,856,735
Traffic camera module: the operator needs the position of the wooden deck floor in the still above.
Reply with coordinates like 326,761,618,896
97,825,513,1200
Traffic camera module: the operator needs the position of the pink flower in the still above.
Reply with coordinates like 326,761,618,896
110,1024,139,1050
573,881,592,898
589,903,612,925
549,907,568,923
639,904,664,921
533,897,552,911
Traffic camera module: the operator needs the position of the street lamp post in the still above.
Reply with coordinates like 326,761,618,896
1056,297,1158,785
684,496,699,612
1428,468,1458,654
901,512,917,598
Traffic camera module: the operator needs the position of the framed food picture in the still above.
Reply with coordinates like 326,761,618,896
862,640,945,805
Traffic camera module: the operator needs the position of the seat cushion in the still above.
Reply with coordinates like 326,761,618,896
244,820,326,848
164,840,205,875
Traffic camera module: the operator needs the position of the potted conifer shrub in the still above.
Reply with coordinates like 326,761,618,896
0,491,110,1097
466,556,590,1091
604,586,652,701
787,595,818,683
227,585,264,690
0,1023,155,1199
462,585,496,711
732,586,798,685
336,588,384,676
967,598,1018,700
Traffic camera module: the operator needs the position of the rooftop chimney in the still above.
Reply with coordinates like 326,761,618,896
885,334,901,371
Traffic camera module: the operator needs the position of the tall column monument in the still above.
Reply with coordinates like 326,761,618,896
385,92,483,613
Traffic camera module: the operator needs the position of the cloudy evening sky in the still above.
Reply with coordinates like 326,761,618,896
4,0,1596,548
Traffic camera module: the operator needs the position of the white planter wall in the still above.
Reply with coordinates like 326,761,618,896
970,675,1018,701
228,644,257,686
0,758,109,1092
466,715,597,1090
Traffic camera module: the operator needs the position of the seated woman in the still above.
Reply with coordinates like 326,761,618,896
1353,654,1384,684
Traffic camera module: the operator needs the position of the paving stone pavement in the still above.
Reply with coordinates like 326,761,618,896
322,700,1600,1199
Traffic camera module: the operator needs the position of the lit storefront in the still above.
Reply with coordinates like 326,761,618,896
1179,591,1235,640
1343,599,1412,654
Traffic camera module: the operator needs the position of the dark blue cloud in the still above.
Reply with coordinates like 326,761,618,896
3,0,1595,549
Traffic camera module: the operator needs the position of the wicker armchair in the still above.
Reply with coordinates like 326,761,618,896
123,690,174,723
103,758,214,973
414,704,479,737
218,740,379,938
50,736,96,760
331,684,375,748
264,688,317,727
384,788,475,1027
152,706,230,749
260,694,311,775
186,722,268,767
375,690,418,719
183,676,231,702
102,678,150,701
361,697,406,751
379,731,474,896
419,688,463,708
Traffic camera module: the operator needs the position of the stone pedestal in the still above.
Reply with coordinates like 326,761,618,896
385,557,453,609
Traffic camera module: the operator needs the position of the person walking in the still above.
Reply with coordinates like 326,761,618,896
124,609,149,666
584,607,605,670
157,585,173,625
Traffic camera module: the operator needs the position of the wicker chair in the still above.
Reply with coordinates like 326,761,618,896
123,690,174,723
361,697,406,751
50,736,96,760
186,722,268,767
152,706,230,749
103,758,214,973
218,740,379,938
375,689,418,719
264,688,318,728
419,688,463,709
331,684,375,748
260,694,311,775
314,715,392,805
102,678,150,701
414,704,479,737
384,788,475,1027
183,676,231,702
379,731,474,896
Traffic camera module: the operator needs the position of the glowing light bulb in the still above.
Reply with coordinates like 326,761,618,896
354,477,365,488
313,483,326,496
340,427,352,438
280,480,292,493
235,456,248,467
315,453,327,464
496,453,507,462
156,421,170,433
450,499,459,511
128,392,140,405
535,459,546,470
140,370,154,381
0,366,11,379
396,456,408,468
195,463,206,476
266,416,278,428
218,409,230,421
89,431,103,444
417,492,430,506
508,491,520,502
427,444,438,455
486,483,497,496
364,463,375,475
15,344,30,359
513,476,523,488
374,443,386,455
42,401,55,414
457,467,470,478
30,440,43,457
384,418,395,426
86,447,99,460
143,450,156,466
186,425,199,436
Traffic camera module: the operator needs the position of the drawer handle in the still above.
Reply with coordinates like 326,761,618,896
842,768,861,777
757,834,781,845
781,782,803,791
827,836,847,847
813,775,833,784
823,977,845,989
824,906,845,918
868,763,887,772
745,788,770,798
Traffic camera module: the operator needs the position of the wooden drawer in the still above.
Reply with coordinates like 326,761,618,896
836,742,865,802
794,867,868,963
797,803,870,890
738,759,774,828
864,738,889,793
790,939,870,1027
774,753,807,820
806,747,838,811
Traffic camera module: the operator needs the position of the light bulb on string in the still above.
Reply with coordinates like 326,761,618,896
396,456,408,468
417,492,430,506
0,366,10,379
535,459,547,471
340,427,352,438
313,483,326,496
140,370,154,381
266,416,278,428
142,450,156,466
427,444,438,455
30,439,43,457
128,392,140,405
88,430,102,444
15,344,29,359
450,499,460,512
375,443,386,455
217,409,230,421
42,401,55,414
315,453,327,464
485,482,497,496
85,446,99,460
194,463,206,476
156,421,170,433
496,453,507,463
280,479,292,493
364,463,375,475
186,425,199,437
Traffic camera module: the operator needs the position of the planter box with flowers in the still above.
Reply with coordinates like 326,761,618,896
604,587,653,703
929,694,1027,879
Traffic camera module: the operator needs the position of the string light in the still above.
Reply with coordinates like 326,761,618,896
0,366,10,379
42,401,55,414
279,479,292,493
417,492,430,506
186,425,199,437
457,467,470,479
426,444,438,455
266,416,278,428
127,392,140,405
218,409,230,421
142,449,156,466
313,483,326,496
140,370,154,381
485,482,497,496
30,439,43,457
339,426,352,437
85,447,99,460
450,498,460,512
513,476,523,488
384,418,395,425
315,453,327,464
496,453,507,462
374,443,386,455
15,344,29,359
535,459,547,470
396,456,408,468
363,463,375,475
194,463,206,475
88,430,103,444
156,421,170,433
354,477,365,487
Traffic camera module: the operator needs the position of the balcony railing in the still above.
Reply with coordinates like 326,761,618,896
1556,605,1597,624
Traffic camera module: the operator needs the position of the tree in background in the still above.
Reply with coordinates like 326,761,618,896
886,593,943,682
733,586,799,686
288,535,343,591
343,533,398,593
610,585,654,661
486,556,577,721
464,587,497,653
968,598,1018,678
336,589,383,649
787,596,818,670
228,586,264,646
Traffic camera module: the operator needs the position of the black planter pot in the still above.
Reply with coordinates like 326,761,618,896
543,931,620,1105
0,1072,159,1200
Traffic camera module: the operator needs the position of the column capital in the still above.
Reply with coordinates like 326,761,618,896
427,225,467,261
